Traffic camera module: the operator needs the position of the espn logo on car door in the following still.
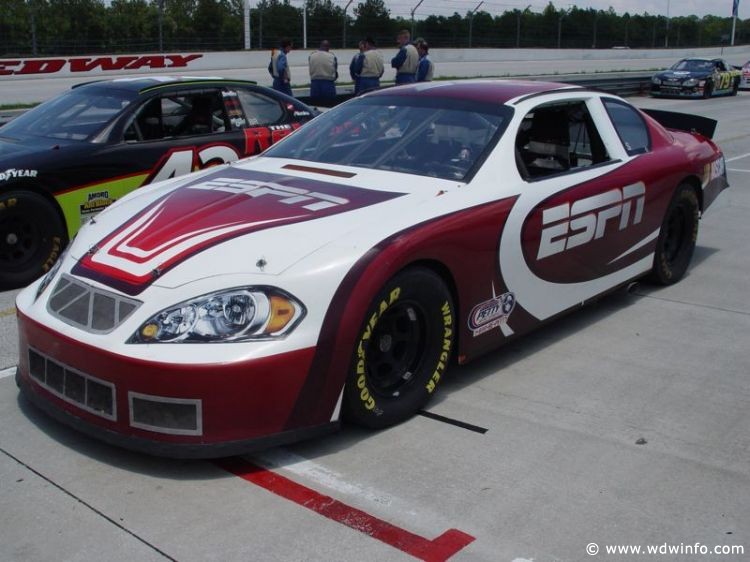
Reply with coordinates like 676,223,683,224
537,182,645,259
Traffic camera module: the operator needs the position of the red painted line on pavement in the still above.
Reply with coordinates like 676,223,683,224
216,457,475,562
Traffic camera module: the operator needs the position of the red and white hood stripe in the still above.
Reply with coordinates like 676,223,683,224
69,160,454,295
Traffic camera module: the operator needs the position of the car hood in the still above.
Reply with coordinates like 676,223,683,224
67,157,459,296
656,70,710,81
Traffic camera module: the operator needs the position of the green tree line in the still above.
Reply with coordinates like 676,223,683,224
1,0,747,56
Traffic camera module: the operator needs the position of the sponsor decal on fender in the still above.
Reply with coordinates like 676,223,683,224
537,182,646,260
0,54,202,76
468,289,515,337
0,168,38,182
79,190,117,223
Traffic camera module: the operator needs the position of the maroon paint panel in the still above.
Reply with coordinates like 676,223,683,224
218,457,475,562
73,168,405,295
522,157,673,284
17,310,316,444
286,197,522,430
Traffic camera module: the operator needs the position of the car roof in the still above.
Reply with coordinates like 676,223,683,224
361,79,578,105
72,75,258,95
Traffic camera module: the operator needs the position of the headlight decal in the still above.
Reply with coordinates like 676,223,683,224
130,287,305,343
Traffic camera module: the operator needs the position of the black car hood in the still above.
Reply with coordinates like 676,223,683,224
656,70,711,81
0,135,78,164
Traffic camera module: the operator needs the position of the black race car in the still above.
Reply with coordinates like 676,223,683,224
0,76,316,289
651,57,742,98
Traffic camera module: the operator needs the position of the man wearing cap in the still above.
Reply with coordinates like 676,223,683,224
353,37,384,92
268,38,293,96
416,40,434,82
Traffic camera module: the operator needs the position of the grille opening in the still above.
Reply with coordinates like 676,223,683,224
92,293,116,331
29,350,46,382
46,361,65,394
64,370,86,403
130,394,202,436
27,348,116,421
47,275,141,334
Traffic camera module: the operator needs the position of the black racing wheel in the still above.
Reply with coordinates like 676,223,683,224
342,267,456,428
649,184,699,286
0,190,67,290
731,78,740,96
703,80,714,99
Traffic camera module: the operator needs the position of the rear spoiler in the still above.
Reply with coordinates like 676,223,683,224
642,108,717,140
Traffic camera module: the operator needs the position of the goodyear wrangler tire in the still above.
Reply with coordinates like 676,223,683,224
649,184,699,286
0,191,67,290
342,267,455,429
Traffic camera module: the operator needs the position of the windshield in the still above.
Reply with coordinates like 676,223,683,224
671,59,714,72
264,95,512,181
0,87,136,142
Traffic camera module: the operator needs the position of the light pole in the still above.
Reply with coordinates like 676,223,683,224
158,0,164,52
664,0,671,48
592,9,598,49
516,4,531,49
468,1,483,48
303,2,307,48
410,0,424,38
243,0,251,50
342,0,353,48
29,1,38,57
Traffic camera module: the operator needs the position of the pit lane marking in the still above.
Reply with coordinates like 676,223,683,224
728,168,750,173
0,367,16,379
726,152,750,162
0,307,16,319
217,457,475,561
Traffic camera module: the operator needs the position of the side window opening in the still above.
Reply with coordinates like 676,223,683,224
237,89,284,127
515,101,610,180
123,90,231,142
602,99,651,156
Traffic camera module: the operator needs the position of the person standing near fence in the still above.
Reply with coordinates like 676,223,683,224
353,37,384,92
350,40,365,94
309,40,338,100
268,39,293,96
391,29,419,84
416,40,434,82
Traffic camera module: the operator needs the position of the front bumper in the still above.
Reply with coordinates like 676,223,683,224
17,310,336,458
650,84,704,98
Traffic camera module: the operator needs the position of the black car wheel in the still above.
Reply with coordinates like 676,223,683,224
702,80,714,99
0,191,67,290
731,78,740,96
342,267,456,428
649,184,699,286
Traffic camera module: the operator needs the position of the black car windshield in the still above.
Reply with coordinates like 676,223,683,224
671,59,714,72
264,95,512,181
0,87,136,142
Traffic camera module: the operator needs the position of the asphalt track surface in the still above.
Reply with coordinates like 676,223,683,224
1,93,749,561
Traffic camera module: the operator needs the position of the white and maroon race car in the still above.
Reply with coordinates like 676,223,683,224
15,81,728,457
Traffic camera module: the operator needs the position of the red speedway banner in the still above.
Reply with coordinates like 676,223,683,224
0,53,205,78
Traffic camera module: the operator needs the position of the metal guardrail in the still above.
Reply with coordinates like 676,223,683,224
298,72,653,107
0,73,652,126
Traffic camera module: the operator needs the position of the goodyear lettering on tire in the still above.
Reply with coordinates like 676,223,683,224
0,198,17,211
426,300,453,394
355,287,401,414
